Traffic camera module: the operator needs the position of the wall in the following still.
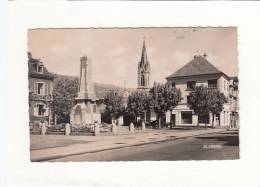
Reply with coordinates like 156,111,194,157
217,75,230,97
28,77,53,95
168,74,221,104
28,77,54,125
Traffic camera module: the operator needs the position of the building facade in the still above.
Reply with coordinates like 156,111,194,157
28,53,54,126
166,54,239,127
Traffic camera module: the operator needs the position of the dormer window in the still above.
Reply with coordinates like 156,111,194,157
37,64,44,73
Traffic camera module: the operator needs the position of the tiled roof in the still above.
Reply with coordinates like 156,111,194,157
166,55,223,79
28,58,54,80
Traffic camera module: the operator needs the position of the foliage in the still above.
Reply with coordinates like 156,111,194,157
52,77,78,123
126,91,150,122
208,89,228,125
103,90,125,120
187,85,210,124
149,82,182,128
187,85,228,126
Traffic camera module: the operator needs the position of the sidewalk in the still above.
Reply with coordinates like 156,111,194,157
30,128,226,161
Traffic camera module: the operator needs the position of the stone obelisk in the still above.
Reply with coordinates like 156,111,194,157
70,56,101,126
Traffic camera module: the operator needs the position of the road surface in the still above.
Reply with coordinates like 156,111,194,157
49,130,239,161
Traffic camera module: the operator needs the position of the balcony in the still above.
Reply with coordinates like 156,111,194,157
207,84,217,89
29,92,53,102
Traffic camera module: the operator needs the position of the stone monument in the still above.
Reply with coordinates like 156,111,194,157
112,122,117,135
94,121,100,136
141,121,146,132
65,123,71,136
129,122,135,133
70,56,101,126
40,120,46,135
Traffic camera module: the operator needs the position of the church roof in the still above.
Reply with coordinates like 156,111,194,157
166,55,227,79
139,39,150,70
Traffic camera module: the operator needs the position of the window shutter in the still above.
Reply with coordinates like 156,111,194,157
45,83,48,95
45,105,49,116
34,104,38,116
34,83,38,94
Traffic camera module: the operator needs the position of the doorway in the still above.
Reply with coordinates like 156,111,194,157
171,114,176,128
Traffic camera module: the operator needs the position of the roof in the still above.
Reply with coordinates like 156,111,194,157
28,57,54,80
138,38,150,72
166,55,226,79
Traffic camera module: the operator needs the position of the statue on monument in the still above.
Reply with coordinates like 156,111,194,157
70,56,101,126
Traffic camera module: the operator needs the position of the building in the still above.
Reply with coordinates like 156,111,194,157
166,54,239,127
136,39,157,122
137,39,150,90
28,53,54,126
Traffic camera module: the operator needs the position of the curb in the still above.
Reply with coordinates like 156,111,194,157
31,129,227,162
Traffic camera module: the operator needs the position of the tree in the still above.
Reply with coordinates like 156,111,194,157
149,82,182,128
52,77,78,124
126,91,150,124
187,85,227,128
187,85,211,127
103,90,125,124
208,89,228,128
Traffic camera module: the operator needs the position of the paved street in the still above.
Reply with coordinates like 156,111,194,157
48,130,239,161
31,128,230,161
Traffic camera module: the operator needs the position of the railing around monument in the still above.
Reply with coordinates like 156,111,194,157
70,124,95,136
30,123,116,136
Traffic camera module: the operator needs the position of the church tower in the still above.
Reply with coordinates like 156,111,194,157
137,38,150,90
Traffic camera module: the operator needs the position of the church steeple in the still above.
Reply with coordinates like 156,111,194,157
138,37,150,90
140,38,148,66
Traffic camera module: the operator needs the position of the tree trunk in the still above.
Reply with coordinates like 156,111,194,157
197,116,199,127
212,114,215,128
170,110,173,129
158,114,162,129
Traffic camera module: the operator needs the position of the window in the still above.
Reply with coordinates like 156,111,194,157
37,83,44,95
93,104,97,113
172,82,176,88
187,95,191,103
35,82,48,95
34,104,46,116
198,114,210,124
37,65,44,73
141,74,145,86
187,81,196,90
208,79,217,89
181,111,192,124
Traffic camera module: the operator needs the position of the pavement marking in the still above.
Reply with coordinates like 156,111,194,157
203,144,223,149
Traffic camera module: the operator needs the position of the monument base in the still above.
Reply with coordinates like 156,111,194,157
70,101,101,126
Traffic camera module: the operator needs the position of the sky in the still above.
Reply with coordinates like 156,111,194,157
28,27,238,88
